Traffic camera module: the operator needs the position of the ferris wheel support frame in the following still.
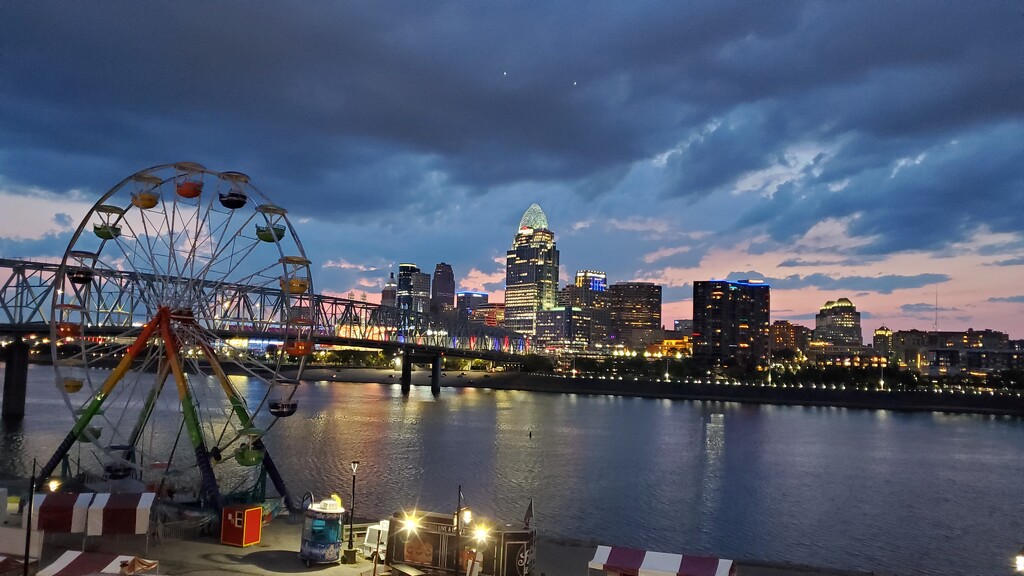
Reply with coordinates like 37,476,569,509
196,340,298,512
159,309,223,510
35,311,162,491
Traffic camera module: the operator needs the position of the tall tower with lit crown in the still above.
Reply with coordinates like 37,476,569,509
505,204,559,335
814,298,862,345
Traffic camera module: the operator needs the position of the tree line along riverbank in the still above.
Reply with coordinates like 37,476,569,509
298,367,1024,416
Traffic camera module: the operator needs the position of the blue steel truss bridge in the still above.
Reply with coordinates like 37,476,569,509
0,256,530,366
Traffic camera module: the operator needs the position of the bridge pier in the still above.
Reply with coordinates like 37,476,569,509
400,348,412,394
430,355,441,396
2,337,30,421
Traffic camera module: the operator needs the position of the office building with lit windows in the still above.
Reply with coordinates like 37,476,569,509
608,282,662,348
456,291,489,319
535,307,592,351
575,270,607,292
692,279,770,369
430,262,455,314
469,303,506,327
558,270,611,347
505,204,559,335
814,298,863,345
771,320,812,354
397,263,431,314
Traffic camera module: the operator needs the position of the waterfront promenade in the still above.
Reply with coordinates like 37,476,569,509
1,509,895,576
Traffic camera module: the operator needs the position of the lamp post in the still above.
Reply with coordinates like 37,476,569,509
348,461,359,551
23,459,36,576
455,486,472,576
455,486,462,576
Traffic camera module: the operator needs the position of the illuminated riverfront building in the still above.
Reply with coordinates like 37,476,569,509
397,263,431,314
575,270,607,292
558,269,611,347
692,279,770,369
430,262,455,314
505,204,559,335
814,298,862,345
608,282,662,349
535,307,592,351
674,319,694,334
873,325,894,359
771,320,812,354
469,303,505,327
456,290,488,319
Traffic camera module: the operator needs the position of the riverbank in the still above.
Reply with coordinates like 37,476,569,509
296,367,1024,417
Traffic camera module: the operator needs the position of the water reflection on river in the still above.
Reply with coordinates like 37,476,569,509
2,365,1022,575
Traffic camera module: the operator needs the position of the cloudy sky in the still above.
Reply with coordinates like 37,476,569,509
2,1,1022,340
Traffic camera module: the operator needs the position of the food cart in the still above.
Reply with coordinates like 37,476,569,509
299,495,345,567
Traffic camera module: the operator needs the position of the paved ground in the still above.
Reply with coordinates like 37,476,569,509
7,514,896,576
2,478,896,575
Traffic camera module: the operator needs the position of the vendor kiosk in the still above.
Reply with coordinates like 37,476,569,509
299,497,345,567
386,508,535,576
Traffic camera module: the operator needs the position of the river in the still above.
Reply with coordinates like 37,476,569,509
2,365,1022,575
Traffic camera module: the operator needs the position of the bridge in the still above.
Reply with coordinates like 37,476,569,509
0,257,531,416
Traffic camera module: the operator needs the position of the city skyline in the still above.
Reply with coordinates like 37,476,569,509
1,2,1021,338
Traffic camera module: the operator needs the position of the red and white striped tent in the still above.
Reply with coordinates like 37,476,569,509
588,545,735,576
87,493,155,536
37,551,157,576
26,493,94,533
0,554,28,575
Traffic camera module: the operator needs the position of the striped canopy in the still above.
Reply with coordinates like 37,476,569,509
588,545,735,576
37,551,157,576
24,492,155,536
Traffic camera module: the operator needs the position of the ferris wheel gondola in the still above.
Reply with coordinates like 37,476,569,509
39,162,313,511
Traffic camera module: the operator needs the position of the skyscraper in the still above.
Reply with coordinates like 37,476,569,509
609,282,662,329
456,291,489,319
814,298,862,345
535,307,592,351
558,270,610,348
505,204,559,335
575,270,607,292
692,279,770,369
431,262,455,314
381,272,397,307
608,282,663,349
397,263,431,313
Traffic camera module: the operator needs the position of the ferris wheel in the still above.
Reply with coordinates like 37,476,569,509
39,162,314,510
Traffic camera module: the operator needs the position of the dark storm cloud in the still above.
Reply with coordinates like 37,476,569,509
901,303,960,315
0,233,71,258
988,296,1024,304
725,270,949,294
987,257,1024,267
2,0,1019,240
778,257,862,268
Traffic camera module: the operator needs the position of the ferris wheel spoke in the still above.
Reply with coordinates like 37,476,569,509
126,360,172,450
51,164,303,510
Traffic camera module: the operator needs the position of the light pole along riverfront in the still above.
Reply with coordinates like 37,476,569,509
348,461,359,555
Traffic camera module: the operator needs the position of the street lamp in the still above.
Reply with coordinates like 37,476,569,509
348,461,359,551
455,485,471,576
23,459,36,576
1015,546,1024,573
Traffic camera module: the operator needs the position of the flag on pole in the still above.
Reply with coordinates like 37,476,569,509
523,498,534,528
